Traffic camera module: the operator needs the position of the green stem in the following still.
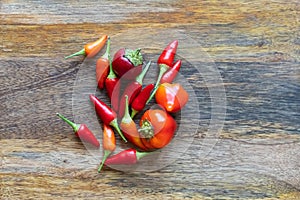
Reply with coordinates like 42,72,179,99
65,48,86,59
146,64,169,104
138,120,153,139
135,48,141,56
110,119,127,143
130,109,138,119
107,54,117,79
102,36,111,60
121,95,131,124
56,113,80,132
135,61,151,85
125,48,143,67
136,151,152,161
98,150,111,173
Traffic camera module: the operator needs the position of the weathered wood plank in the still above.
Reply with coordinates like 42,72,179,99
1,1,299,61
1,0,299,199
1,138,299,199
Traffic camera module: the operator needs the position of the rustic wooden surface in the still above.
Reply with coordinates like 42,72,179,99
1,1,299,199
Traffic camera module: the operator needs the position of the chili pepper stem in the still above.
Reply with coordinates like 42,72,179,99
136,151,152,161
102,36,111,59
138,120,154,139
130,109,138,118
122,95,131,123
110,119,127,143
135,61,151,85
107,54,117,79
98,150,111,173
125,48,143,67
56,113,80,132
146,64,169,104
65,48,86,59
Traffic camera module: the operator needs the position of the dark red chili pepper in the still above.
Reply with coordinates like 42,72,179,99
98,124,116,173
89,94,127,143
131,83,155,118
105,54,120,112
65,35,108,59
112,48,143,80
104,148,150,165
146,40,178,104
96,37,111,89
118,61,151,118
160,60,181,84
120,96,147,150
56,113,100,148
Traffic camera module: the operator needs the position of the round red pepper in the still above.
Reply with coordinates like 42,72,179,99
155,83,189,113
139,109,177,150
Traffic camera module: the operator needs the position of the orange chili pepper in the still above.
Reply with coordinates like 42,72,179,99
98,124,116,173
120,95,147,150
155,83,189,113
96,37,111,89
65,34,108,59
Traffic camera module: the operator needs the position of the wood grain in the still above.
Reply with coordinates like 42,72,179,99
1,0,299,199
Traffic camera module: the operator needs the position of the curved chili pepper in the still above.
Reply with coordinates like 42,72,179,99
56,113,100,148
89,94,127,143
98,124,116,173
65,35,108,59
155,83,189,113
118,61,151,118
112,48,143,79
131,83,155,118
105,54,120,112
157,40,178,68
96,37,111,89
160,60,181,84
104,148,151,165
146,40,178,104
120,96,147,150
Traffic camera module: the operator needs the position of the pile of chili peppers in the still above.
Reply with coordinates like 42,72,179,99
58,35,189,173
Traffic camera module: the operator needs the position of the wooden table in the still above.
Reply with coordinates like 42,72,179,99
1,1,299,199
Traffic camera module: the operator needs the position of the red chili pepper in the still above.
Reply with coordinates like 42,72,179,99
98,124,116,173
104,148,150,165
89,94,127,143
131,83,155,118
65,35,108,59
118,61,151,118
160,60,181,84
112,48,143,79
96,37,111,89
146,40,178,104
155,83,189,113
139,109,177,150
120,95,147,150
157,40,178,68
105,54,120,112
56,113,100,148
